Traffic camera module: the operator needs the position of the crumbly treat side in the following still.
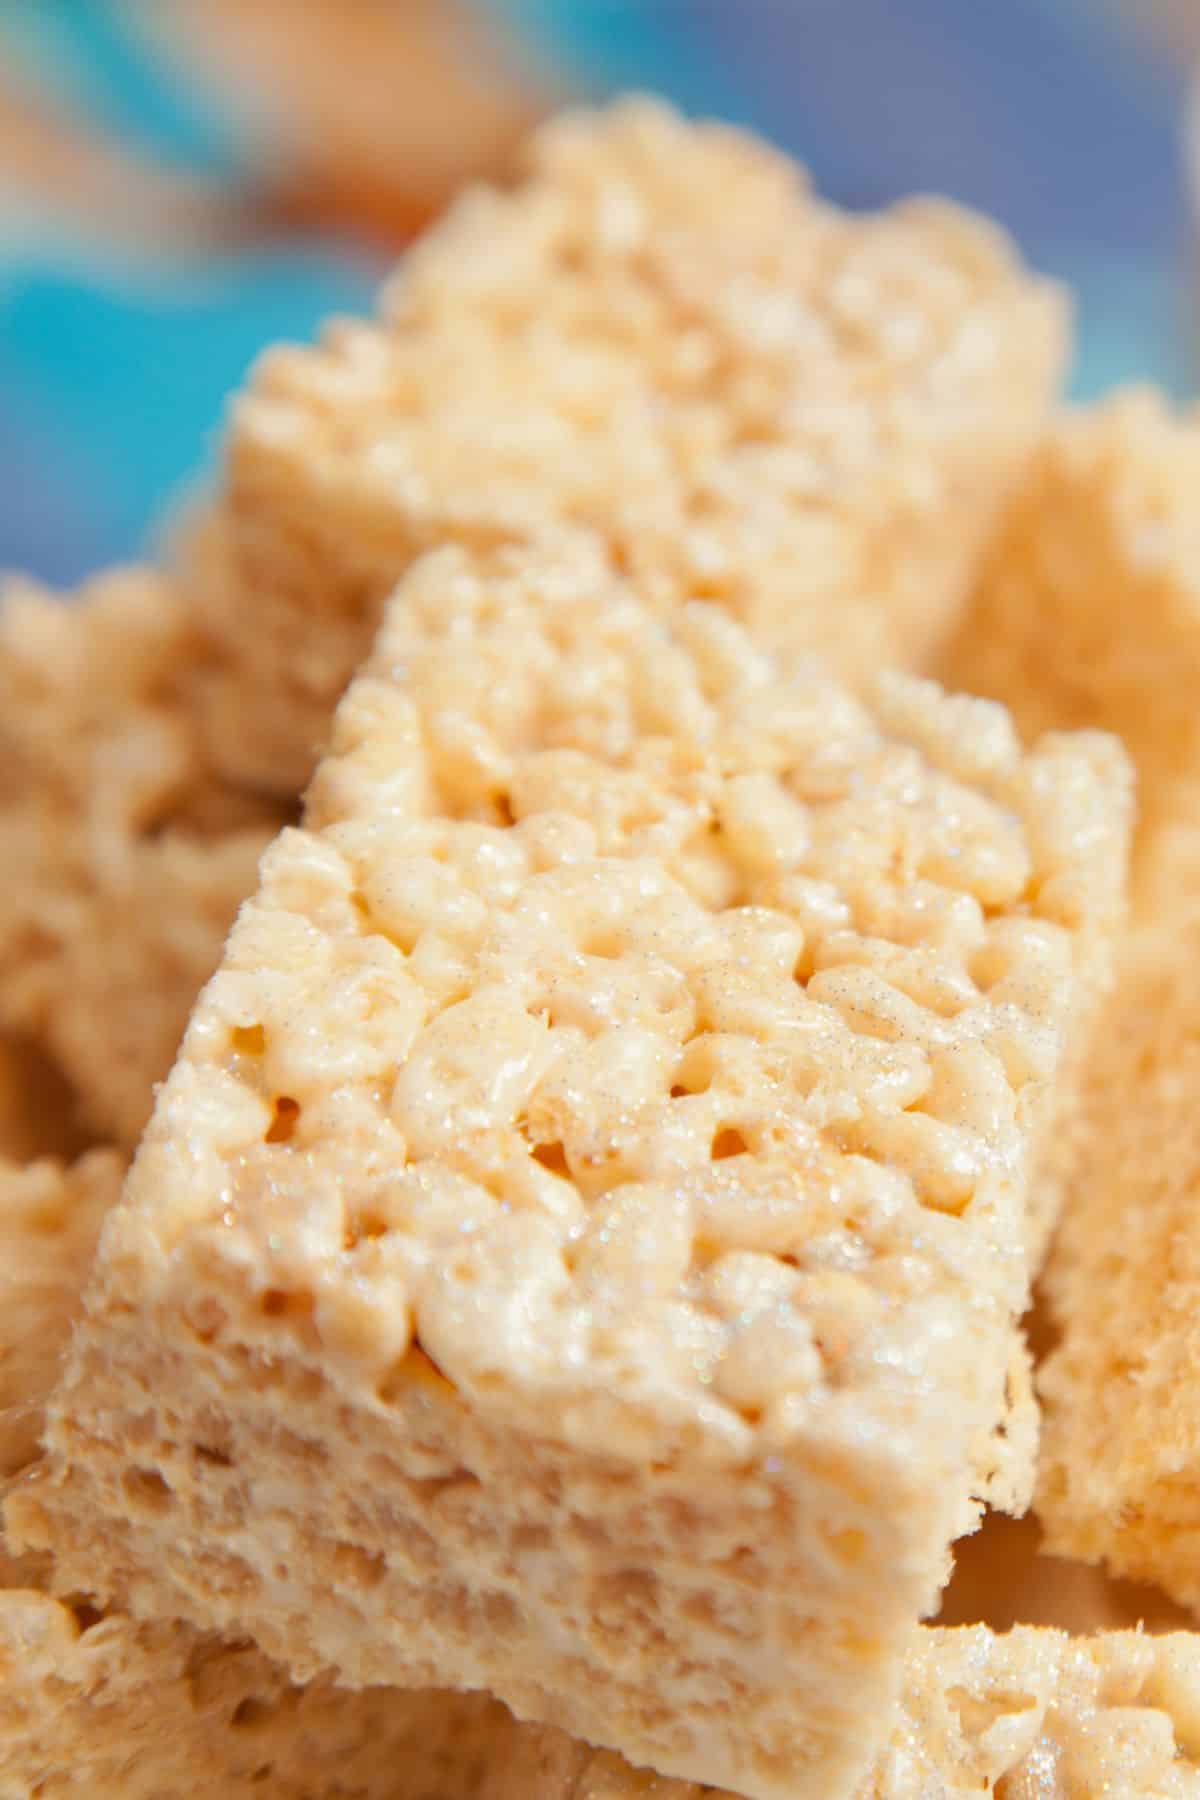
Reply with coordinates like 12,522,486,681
206,94,1066,792
1034,925,1200,1608
940,389,1200,874
0,567,284,1146
14,539,1130,1799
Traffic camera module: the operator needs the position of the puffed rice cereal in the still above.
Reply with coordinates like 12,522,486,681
12,536,1132,1799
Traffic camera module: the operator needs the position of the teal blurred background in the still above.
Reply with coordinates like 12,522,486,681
0,0,1194,584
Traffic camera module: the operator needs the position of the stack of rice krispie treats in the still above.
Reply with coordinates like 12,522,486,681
8,96,1200,1797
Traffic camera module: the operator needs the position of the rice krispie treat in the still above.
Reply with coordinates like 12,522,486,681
1033,924,1200,1607
0,1147,517,1800
476,1628,1200,1799
204,95,1066,793
0,566,284,1146
940,390,1200,869
14,538,1131,1798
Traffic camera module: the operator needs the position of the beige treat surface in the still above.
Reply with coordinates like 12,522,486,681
0,566,283,1146
208,94,1065,792
15,539,1130,1800
1035,924,1200,1607
941,389,1200,877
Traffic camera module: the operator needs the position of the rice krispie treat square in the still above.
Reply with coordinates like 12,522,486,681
0,566,284,1146
204,95,1066,793
1032,923,1200,1609
14,539,1130,1800
940,390,1200,877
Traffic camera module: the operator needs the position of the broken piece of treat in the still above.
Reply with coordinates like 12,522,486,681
0,566,284,1146
13,537,1131,1799
203,94,1066,793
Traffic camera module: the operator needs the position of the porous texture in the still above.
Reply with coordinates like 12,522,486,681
207,94,1067,792
1034,925,1200,1608
0,567,284,1146
473,1626,1200,1798
16,538,1132,1799
941,389,1200,872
